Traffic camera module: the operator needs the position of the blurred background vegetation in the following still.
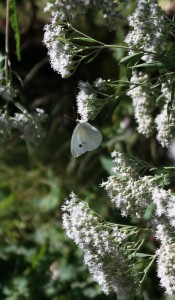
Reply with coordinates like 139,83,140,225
0,0,175,299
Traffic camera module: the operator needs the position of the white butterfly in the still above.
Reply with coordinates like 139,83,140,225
71,120,102,158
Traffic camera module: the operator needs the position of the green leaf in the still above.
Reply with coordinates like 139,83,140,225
100,156,113,175
130,61,165,69
159,56,175,69
9,0,21,61
168,79,175,116
135,253,153,258
131,57,175,70
83,287,101,298
156,93,165,105
143,204,155,220
58,265,75,281
73,37,98,43
119,52,143,65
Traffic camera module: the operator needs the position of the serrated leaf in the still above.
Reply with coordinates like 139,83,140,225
9,0,21,61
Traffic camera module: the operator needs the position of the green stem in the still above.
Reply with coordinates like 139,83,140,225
138,254,157,288
13,100,28,115
69,22,156,56
68,23,105,46
5,0,10,80
134,239,145,252
111,71,174,103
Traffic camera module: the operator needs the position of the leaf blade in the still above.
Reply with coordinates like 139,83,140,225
9,0,21,61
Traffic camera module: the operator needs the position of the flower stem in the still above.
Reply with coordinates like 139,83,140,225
138,254,157,289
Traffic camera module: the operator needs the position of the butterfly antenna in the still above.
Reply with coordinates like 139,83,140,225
64,115,76,122
73,107,79,121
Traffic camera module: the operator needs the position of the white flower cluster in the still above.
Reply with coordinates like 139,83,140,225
0,108,46,145
127,71,155,137
43,14,78,78
152,187,175,228
0,75,16,101
62,192,136,299
76,80,109,121
155,105,175,148
155,224,175,295
0,73,47,145
125,0,168,62
101,151,154,218
12,108,47,145
155,77,175,147
44,0,121,28
44,0,91,19
127,71,175,147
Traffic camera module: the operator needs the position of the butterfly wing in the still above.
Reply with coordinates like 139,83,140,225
71,122,102,158
79,123,102,151
71,123,86,158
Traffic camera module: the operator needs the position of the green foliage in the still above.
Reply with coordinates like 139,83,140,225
9,0,21,61
0,0,174,299
0,156,108,300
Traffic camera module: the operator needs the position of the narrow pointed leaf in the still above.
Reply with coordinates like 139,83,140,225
119,52,143,65
9,0,21,61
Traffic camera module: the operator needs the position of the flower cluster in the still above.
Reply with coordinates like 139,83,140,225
44,0,92,19
155,105,175,148
76,80,110,121
101,151,154,218
0,108,46,145
0,70,47,145
12,108,47,145
124,0,175,147
152,187,175,228
127,71,175,147
62,192,137,299
155,77,175,147
43,14,78,78
0,75,16,101
44,0,121,28
155,224,175,295
125,0,169,62
127,71,155,137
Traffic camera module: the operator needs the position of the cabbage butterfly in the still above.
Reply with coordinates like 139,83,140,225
71,120,102,158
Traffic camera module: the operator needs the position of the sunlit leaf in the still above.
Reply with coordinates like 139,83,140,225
9,0,21,61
